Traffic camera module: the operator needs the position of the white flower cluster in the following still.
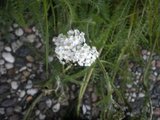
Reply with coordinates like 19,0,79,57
53,29,99,66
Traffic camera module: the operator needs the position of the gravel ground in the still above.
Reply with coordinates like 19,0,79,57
0,24,160,120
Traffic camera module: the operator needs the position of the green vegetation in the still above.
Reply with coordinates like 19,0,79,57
1,0,160,119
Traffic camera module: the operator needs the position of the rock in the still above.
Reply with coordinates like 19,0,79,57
1,98,17,107
19,90,26,98
26,55,34,62
9,114,20,120
27,88,38,96
0,65,7,75
48,56,53,62
0,108,5,114
5,63,14,69
46,99,52,108
25,80,33,89
2,52,15,63
15,28,24,36
13,23,18,28
52,103,60,112
4,46,12,52
11,40,23,52
38,102,46,111
32,26,36,32
39,113,46,120
82,104,91,114
126,84,132,88
6,107,14,116
24,28,32,33
0,83,10,94
0,59,5,65
15,58,26,68
35,42,42,49
35,110,40,116
14,106,22,113
27,34,36,43
11,81,18,90
16,46,31,57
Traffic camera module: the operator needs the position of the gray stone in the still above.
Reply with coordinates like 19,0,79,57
0,65,6,75
48,56,53,62
11,40,23,52
0,59,5,65
2,52,15,63
13,23,18,28
27,34,36,43
1,98,17,107
6,107,14,116
25,80,33,89
39,113,46,120
15,28,24,36
0,83,10,94
5,63,14,69
46,99,52,108
26,55,34,62
27,88,38,96
14,106,22,113
19,90,26,98
11,81,18,90
9,114,20,120
52,103,60,112
4,46,12,52
0,108,5,114
35,110,40,116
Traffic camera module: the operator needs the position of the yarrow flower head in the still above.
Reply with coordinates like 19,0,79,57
53,29,99,66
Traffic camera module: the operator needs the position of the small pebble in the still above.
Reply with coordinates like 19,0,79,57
82,104,91,114
13,23,18,28
154,72,158,76
0,83,10,94
11,81,18,90
27,34,36,43
46,99,52,108
2,52,15,63
0,59,5,65
19,90,26,98
6,107,14,116
26,55,34,62
5,63,14,69
39,113,46,120
19,66,27,72
143,55,148,60
11,40,23,52
0,108,5,114
126,84,132,88
14,106,22,113
4,46,12,52
131,98,135,102
52,103,60,112
48,56,53,62
15,28,24,36
138,93,145,98
132,93,137,98
35,42,42,48
25,80,33,89
35,110,40,116
27,88,38,96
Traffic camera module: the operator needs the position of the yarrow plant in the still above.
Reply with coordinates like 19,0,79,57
53,29,99,66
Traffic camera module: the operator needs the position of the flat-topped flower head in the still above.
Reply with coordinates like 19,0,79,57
53,29,99,66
